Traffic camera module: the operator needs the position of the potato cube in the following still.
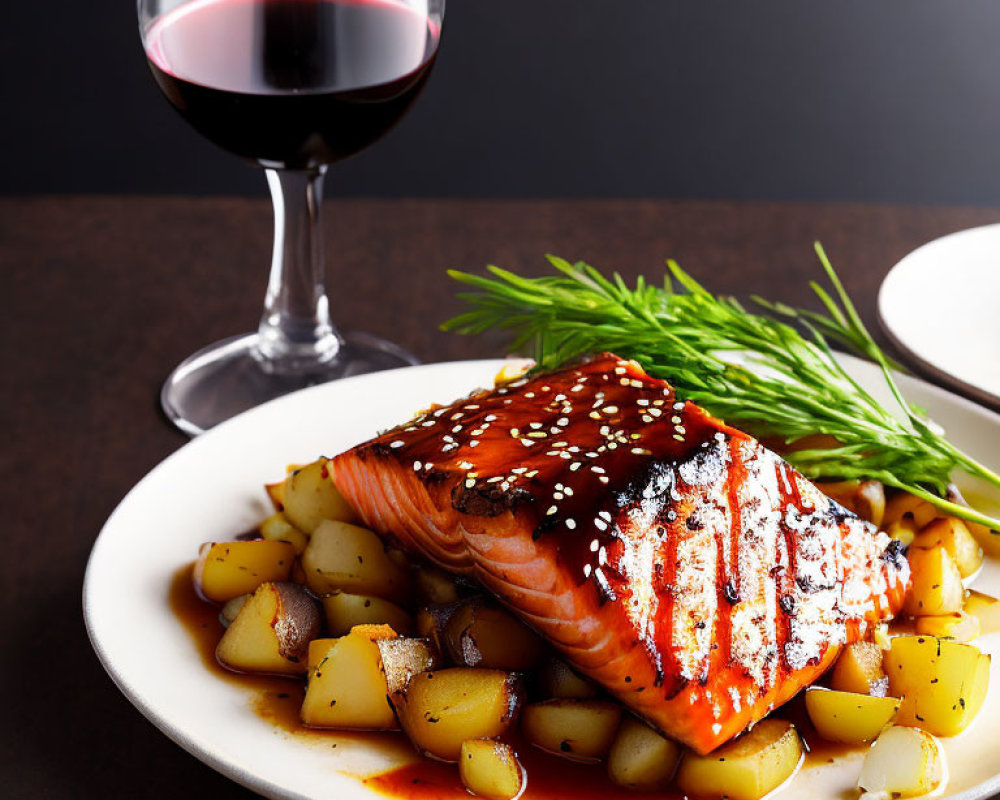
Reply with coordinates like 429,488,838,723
259,512,308,554
884,492,939,529
857,725,943,798
390,668,522,762
445,602,542,671
459,739,523,800
904,545,964,616
414,565,462,605
521,699,622,762
676,719,803,800
887,517,919,548
804,688,900,745
965,518,1000,558
915,611,980,642
885,635,991,736
323,592,413,637
537,657,599,699
300,629,397,730
607,715,681,789
301,520,410,602
282,459,358,532
965,589,1000,634
912,517,983,578
830,641,888,696
216,582,320,676
193,540,296,603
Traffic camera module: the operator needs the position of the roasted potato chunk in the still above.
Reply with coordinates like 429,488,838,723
459,739,523,800
301,520,410,602
885,635,991,736
887,516,919,547
259,512,308,554
858,725,944,798
883,492,939,530
323,591,413,637
282,459,358,532
607,715,681,790
390,668,522,761
300,627,399,729
904,545,964,616
193,540,295,602
216,581,320,676
537,657,599,699
912,517,983,578
804,687,899,745
830,641,888,696
445,601,542,671
915,611,981,642
676,719,803,800
521,699,621,762
965,589,1000,633
414,565,462,605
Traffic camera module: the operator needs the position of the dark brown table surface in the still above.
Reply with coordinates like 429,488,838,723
4,196,1000,799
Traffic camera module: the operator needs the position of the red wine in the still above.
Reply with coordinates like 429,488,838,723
145,0,440,168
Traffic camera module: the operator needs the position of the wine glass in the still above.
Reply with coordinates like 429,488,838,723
138,0,445,435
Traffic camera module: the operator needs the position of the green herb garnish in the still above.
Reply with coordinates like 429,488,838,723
443,244,1000,529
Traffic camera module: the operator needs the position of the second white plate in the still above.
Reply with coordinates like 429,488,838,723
879,223,1000,407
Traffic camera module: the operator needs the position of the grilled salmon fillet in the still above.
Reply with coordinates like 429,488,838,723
329,353,910,754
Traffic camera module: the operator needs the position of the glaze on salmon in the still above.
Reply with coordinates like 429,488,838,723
329,354,910,754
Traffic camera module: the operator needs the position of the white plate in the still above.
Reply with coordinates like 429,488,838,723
879,224,1000,407
84,357,1000,800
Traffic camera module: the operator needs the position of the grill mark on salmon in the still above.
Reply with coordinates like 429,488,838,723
329,353,910,754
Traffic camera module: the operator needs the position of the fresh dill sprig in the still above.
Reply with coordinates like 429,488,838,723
442,244,1000,529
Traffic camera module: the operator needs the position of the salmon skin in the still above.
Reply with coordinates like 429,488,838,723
329,353,910,754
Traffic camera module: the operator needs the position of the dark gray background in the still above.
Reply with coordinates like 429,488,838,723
5,0,1000,203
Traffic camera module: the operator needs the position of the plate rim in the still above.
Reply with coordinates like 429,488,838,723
878,222,1000,410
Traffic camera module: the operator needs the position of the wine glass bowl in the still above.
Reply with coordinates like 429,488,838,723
138,0,444,435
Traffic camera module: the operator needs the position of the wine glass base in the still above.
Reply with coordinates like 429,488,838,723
161,331,419,436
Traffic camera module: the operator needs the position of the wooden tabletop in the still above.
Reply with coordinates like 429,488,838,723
4,196,999,799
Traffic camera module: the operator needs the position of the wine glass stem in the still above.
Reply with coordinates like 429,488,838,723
256,167,340,371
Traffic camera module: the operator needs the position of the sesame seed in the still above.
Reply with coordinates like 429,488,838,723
512,467,527,474
565,519,577,530
641,415,653,423
592,466,606,474
553,492,564,501
484,414,497,422
390,440,405,448
459,461,474,469
602,405,619,414
637,399,649,407
599,476,610,484
526,470,539,478
590,539,599,552
673,402,685,410
471,428,486,436
487,476,503,483
631,447,651,456
594,519,608,531
465,478,476,488
676,425,687,434
564,487,574,496
424,462,434,470
452,425,463,433
673,434,685,441
527,431,547,439
546,505,558,515
598,546,607,565
671,416,682,424
524,392,535,399
422,420,436,427
570,462,583,471
469,440,480,447
589,411,602,420
615,367,627,375
583,564,593,578
413,461,422,471
521,439,535,447
649,408,662,417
